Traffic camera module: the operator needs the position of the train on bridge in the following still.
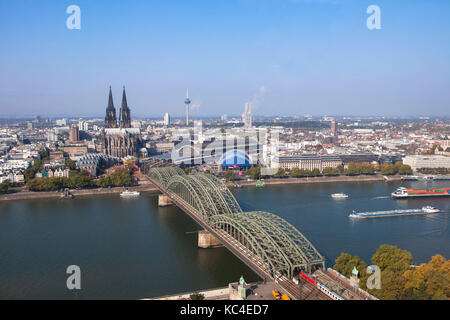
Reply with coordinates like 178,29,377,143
299,271,344,300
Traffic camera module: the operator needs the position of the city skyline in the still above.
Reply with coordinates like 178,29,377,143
0,0,448,304
1,0,450,118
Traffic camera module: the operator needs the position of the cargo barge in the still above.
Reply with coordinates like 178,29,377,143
349,206,439,219
391,187,450,199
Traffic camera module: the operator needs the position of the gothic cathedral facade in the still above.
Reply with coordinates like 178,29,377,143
102,86,142,158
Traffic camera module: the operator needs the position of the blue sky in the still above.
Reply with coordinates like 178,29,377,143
0,0,449,118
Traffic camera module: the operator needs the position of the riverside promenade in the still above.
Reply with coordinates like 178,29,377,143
226,174,403,188
0,174,403,202
0,183,159,201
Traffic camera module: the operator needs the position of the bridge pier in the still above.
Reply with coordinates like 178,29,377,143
158,194,174,207
198,230,223,248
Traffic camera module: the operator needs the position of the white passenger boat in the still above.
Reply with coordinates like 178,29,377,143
331,193,348,199
120,189,140,197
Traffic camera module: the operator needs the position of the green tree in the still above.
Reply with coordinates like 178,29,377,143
322,167,339,176
39,149,50,160
245,166,261,180
380,163,397,175
96,169,133,188
370,245,413,300
65,159,77,170
0,180,9,194
345,163,361,176
334,253,370,290
189,292,205,300
274,168,286,178
224,170,236,181
360,163,376,175
372,245,413,274
290,167,301,178
68,171,94,188
24,159,43,182
398,164,413,175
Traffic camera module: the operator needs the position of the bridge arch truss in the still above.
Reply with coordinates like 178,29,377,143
146,167,325,279
209,212,325,278
166,174,242,222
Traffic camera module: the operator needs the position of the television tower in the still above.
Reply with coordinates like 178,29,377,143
184,89,191,126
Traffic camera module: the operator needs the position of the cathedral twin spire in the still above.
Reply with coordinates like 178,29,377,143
105,86,131,129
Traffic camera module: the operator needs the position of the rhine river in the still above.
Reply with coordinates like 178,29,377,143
0,180,448,299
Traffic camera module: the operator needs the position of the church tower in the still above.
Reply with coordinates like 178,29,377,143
119,86,131,128
105,86,118,128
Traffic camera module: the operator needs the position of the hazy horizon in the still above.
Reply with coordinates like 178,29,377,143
1,0,449,118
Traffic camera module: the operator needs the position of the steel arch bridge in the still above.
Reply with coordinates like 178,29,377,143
146,167,325,279
210,212,325,276
148,166,185,188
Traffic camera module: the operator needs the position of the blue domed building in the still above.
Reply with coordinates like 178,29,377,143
220,150,251,168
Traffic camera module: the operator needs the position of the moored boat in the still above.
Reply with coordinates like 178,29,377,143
401,176,419,181
120,189,140,197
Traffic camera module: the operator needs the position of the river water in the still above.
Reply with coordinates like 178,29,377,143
0,180,448,299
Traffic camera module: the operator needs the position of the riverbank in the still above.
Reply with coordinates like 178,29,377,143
0,175,404,201
0,183,160,202
226,174,403,188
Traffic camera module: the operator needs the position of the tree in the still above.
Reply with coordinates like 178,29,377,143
394,161,403,173
224,170,236,181
97,169,133,187
360,163,376,175
370,245,413,300
24,159,43,182
274,168,286,178
334,253,369,289
398,164,413,175
189,292,205,300
39,149,50,160
380,163,397,175
0,180,9,194
403,255,450,300
245,166,261,179
65,159,77,170
334,245,449,300
290,167,301,178
372,245,413,274
322,167,339,176
345,163,361,176
68,171,94,188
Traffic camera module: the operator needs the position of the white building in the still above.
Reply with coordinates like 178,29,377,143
402,155,450,171
164,113,170,126
56,118,67,126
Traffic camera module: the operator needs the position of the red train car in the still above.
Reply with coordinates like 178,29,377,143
300,271,316,285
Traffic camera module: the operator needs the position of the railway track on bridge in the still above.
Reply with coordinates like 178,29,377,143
143,169,329,300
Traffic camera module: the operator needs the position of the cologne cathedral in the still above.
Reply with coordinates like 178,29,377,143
102,86,142,158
